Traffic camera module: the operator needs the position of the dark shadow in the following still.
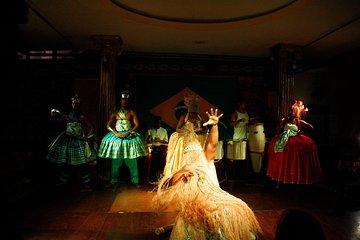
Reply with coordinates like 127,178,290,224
275,209,325,240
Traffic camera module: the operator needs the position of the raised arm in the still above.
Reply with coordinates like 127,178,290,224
175,114,186,133
50,109,67,130
276,118,286,134
203,108,223,161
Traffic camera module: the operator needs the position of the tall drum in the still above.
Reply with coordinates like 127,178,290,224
226,140,247,160
248,123,266,152
248,123,266,173
215,140,224,161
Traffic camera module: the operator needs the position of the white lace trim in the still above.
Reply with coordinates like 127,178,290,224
184,144,203,152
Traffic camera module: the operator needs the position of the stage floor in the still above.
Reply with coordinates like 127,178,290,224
15,177,360,240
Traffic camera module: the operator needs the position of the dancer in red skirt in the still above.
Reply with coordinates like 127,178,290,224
267,100,323,185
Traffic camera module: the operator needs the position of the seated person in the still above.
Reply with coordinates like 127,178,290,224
145,116,169,179
145,116,168,144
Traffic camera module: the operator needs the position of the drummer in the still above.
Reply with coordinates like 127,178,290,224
145,116,168,179
145,116,168,144
230,99,249,141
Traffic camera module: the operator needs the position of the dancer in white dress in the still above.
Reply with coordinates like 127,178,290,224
153,109,261,240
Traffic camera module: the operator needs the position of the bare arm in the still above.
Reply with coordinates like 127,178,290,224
106,112,122,137
229,111,237,127
277,118,286,134
80,114,95,137
203,109,223,161
50,111,67,131
130,110,140,133
300,119,314,130
155,136,168,144
205,125,218,161
106,112,117,130
230,111,247,127
176,114,186,132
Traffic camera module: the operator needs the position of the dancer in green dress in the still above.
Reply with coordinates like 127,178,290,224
47,94,97,191
98,91,148,189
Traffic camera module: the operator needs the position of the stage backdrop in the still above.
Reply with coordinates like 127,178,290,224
149,87,223,129
132,74,265,141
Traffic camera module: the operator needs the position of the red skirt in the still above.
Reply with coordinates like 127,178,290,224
267,134,323,184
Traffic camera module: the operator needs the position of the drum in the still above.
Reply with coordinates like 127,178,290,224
226,140,247,160
248,123,265,173
146,143,168,180
215,140,224,161
250,152,263,173
247,123,266,153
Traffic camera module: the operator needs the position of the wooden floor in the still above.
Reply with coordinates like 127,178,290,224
3,160,360,240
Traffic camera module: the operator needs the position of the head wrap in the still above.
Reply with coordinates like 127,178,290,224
71,94,81,104
121,90,130,99
292,100,308,118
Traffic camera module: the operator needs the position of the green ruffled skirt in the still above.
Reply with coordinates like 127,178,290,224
98,132,148,159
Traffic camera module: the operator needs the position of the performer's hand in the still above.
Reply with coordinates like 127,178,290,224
119,132,130,138
203,108,223,126
50,109,61,119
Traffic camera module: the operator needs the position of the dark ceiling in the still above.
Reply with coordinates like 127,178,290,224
8,0,360,62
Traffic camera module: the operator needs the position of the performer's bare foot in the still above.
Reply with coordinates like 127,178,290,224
104,183,118,192
133,183,141,189
155,224,174,235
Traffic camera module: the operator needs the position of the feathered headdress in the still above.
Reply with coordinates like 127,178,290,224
184,94,199,113
292,100,308,118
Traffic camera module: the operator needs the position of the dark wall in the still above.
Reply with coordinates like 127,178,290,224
1,56,100,197
16,59,99,153
295,50,360,146
294,50,360,177
11,52,273,175
1,1,30,239
116,53,274,141
135,74,240,140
